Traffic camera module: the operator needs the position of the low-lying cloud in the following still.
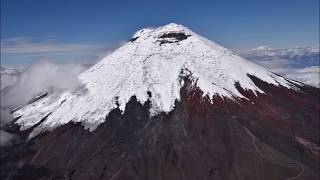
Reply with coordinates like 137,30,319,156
280,66,320,87
1,61,92,146
0,36,123,147
237,46,320,87
1,61,88,107
246,58,319,87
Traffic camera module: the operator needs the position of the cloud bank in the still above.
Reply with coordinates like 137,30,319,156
282,66,320,87
237,46,320,87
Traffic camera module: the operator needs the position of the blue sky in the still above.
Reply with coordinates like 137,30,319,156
1,0,319,66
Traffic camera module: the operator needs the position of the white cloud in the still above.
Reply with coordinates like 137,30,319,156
237,46,320,88
280,66,320,87
1,37,119,55
247,57,319,87
1,61,89,108
0,60,92,146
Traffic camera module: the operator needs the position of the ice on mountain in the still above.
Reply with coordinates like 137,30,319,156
13,23,298,138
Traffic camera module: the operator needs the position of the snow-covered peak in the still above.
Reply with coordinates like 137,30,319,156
132,23,188,37
252,45,273,51
13,23,298,137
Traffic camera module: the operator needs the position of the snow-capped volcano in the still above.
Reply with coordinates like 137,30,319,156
13,23,298,136
251,45,273,51
3,23,319,180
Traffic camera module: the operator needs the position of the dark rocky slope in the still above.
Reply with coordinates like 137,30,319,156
1,76,319,180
